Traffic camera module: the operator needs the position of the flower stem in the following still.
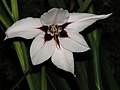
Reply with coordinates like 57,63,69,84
26,74,35,90
13,42,26,71
88,28,103,90
77,0,84,7
10,0,35,89
88,5,103,90
1,0,35,89
11,0,19,21
13,42,35,90
78,0,92,12
10,68,31,90
76,62,89,90
0,4,11,29
41,66,47,90
101,47,119,90
92,44,103,90
2,0,14,21
76,1,90,90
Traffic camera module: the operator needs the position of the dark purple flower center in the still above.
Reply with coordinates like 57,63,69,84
39,23,71,48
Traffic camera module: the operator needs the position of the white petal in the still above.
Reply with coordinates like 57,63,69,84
51,46,74,74
40,8,69,25
5,17,43,39
30,34,44,60
55,8,69,25
66,13,111,32
31,38,55,65
67,31,89,48
68,13,95,22
59,37,90,52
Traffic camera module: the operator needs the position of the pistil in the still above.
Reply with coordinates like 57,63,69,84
50,25,60,49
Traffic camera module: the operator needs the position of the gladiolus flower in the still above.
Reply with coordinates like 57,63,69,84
5,8,111,74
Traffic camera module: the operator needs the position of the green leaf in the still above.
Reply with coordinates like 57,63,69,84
31,73,41,90
88,5,103,90
13,42,26,71
100,46,119,90
2,0,15,21
10,68,32,90
78,0,92,12
13,39,35,90
0,1,36,89
47,74,57,90
76,62,89,90
41,66,47,90
26,74,35,90
20,42,30,70
47,68,70,90
0,2,11,29
11,0,19,21
77,0,84,7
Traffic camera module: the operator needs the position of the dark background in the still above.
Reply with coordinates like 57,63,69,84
0,0,120,90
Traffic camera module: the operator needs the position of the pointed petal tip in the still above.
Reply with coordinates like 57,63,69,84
81,45,91,52
31,59,36,65
32,62,36,65
4,37,8,40
69,70,76,77
31,59,40,65
79,46,90,52
73,74,76,77
108,13,112,15
104,13,112,18
100,13,112,19
79,46,91,52
86,47,91,50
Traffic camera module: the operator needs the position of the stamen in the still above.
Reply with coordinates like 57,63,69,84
53,33,60,49
50,25,59,35
49,25,61,49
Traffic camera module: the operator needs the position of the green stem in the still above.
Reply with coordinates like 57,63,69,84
2,0,15,21
13,41,35,90
76,62,89,90
26,74,35,90
13,42,26,71
13,36,35,90
78,0,91,12
88,4,103,90
41,66,47,90
77,0,84,7
0,3,11,28
20,42,29,69
101,48,119,90
92,45,103,90
1,0,35,89
13,40,35,90
47,75,57,90
0,14,11,28
88,30,103,90
10,68,31,90
11,0,19,21
10,0,35,89
75,1,91,90
47,68,70,90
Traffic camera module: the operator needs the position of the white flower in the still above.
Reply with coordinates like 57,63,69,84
5,8,111,75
